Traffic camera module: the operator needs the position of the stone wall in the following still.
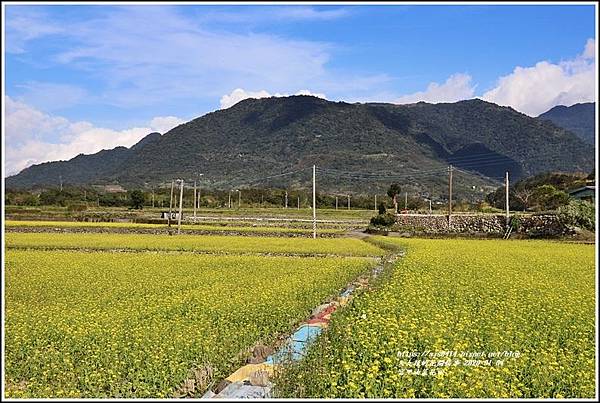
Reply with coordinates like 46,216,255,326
393,213,571,237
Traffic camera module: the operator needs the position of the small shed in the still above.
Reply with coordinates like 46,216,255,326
568,186,595,202
161,211,182,220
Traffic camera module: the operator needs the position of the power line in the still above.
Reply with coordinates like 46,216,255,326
444,151,517,162
448,156,518,165
315,167,449,180
221,167,311,188
453,167,504,183
451,159,521,170
447,158,515,166
316,166,447,176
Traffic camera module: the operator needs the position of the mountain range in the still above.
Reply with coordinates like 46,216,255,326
6,96,595,198
538,102,595,145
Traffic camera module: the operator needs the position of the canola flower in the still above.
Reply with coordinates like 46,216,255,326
5,220,345,235
5,232,385,257
276,238,595,398
5,249,376,397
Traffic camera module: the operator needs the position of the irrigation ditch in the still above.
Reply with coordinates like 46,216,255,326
187,235,405,399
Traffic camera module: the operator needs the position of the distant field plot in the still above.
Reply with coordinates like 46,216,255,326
277,238,596,398
5,220,346,236
6,232,384,256
5,206,374,223
178,207,375,221
4,250,375,398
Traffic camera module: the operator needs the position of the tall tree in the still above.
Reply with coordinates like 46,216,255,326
513,187,535,211
387,183,401,213
129,190,145,209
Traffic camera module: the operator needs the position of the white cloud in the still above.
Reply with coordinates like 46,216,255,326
584,38,595,60
220,88,327,109
198,6,350,24
149,116,186,133
294,89,327,98
220,89,273,109
394,73,476,104
482,38,596,116
5,7,64,53
11,6,333,108
4,96,184,175
6,6,388,109
267,6,350,21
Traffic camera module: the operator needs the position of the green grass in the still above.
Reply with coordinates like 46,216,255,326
5,250,375,397
276,238,596,398
5,232,385,257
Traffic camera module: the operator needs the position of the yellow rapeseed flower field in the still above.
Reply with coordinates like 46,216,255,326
5,220,345,235
5,232,385,256
5,248,376,397
276,238,596,398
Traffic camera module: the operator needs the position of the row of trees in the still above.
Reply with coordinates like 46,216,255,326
6,186,410,210
6,171,592,212
5,188,132,208
485,172,592,212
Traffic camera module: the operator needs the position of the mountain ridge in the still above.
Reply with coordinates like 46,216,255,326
6,96,594,198
537,102,595,145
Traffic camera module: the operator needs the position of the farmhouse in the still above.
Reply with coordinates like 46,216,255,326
568,186,595,203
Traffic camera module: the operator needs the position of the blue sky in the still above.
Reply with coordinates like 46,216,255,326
4,3,597,174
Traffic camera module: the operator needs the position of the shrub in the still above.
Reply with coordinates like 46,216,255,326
129,190,145,210
532,185,570,211
370,212,396,227
558,200,595,231
510,214,521,231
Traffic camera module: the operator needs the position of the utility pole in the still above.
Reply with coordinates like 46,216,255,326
59,175,63,192
335,196,338,210
448,165,453,217
297,196,300,210
285,191,288,209
428,199,432,214
374,195,377,211
196,173,203,210
347,194,350,210
177,180,184,234
404,192,408,210
168,180,175,227
193,181,197,219
228,191,232,209
505,171,510,223
312,165,316,239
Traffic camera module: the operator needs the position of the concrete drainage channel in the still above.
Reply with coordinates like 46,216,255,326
200,243,403,399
